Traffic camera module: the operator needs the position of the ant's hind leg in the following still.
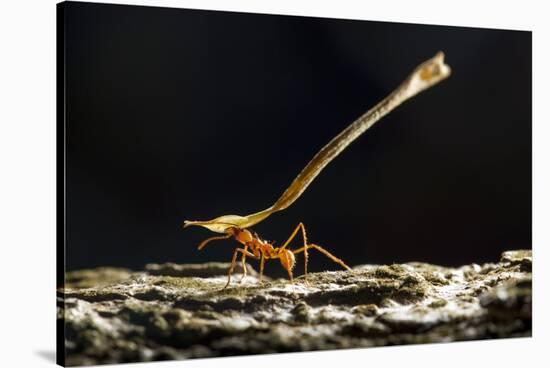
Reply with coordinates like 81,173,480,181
287,267,294,283
280,223,310,283
311,244,351,271
280,222,308,251
281,222,309,285
303,245,309,284
294,244,352,275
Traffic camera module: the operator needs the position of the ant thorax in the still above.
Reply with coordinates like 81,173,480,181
248,236,276,257
231,227,272,249
259,241,274,252
251,236,273,251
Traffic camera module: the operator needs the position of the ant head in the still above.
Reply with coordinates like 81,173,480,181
229,227,254,244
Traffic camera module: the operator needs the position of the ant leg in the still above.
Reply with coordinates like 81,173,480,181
197,233,232,250
239,245,248,283
280,222,308,251
293,244,352,273
259,253,265,283
287,266,294,283
224,248,241,289
224,247,256,289
280,223,310,283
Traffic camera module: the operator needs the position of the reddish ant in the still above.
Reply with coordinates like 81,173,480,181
194,222,351,288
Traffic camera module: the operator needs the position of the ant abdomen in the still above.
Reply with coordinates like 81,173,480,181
279,249,296,272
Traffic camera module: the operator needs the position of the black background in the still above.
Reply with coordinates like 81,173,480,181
64,1,531,275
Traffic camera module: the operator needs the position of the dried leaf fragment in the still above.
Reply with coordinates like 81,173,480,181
185,52,451,234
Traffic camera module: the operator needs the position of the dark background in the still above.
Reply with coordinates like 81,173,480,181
63,1,531,275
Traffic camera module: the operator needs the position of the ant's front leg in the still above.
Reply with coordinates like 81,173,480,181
224,247,256,290
238,245,249,283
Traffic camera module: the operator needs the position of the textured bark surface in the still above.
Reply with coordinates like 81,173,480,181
59,250,532,366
